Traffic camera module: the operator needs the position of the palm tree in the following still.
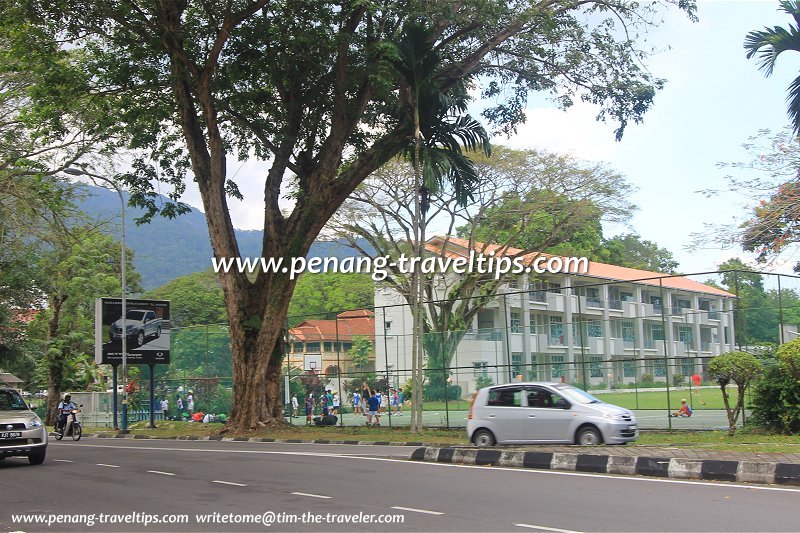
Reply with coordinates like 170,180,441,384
745,0,800,133
387,22,490,432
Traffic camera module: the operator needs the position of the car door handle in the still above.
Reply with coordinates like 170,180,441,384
488,415,496,418
528,415,536,418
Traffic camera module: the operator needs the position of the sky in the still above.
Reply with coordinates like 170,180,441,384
184,0,800,277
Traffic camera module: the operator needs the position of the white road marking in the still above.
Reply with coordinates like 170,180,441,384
212,480,247,487
515,524,582,533
96,463,120,468
65,443,800,494
147,470,175,476
53,459,73,463
291,492,332,499
390,506,443,516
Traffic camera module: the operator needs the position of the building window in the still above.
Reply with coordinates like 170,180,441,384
511,352,524,377
654,359,666,377
651,324,665,342
473,361,489,377
681,358,695,377
621,292,634,302
551,355,565,379
587,320,603,338
623,359,636,378
508,279,518,289
549,316,563,344
324,342,332,352
529,354,539,381
292,342,304,353
510,312,522,333
622,321,635,344
529,313,542,334
306,342,320,353
385,321,392,330
590,356,604,378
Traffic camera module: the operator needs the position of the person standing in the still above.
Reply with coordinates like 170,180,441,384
367,389,381,426
397,389,405,415
186,391,195,416
305,393,315,425
176,396,184,417
332,392,340,415
352,390,361,415
160,396,169,420
291,393,299,418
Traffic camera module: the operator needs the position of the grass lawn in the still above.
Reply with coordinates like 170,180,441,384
109,422,800,454
592,388,730,410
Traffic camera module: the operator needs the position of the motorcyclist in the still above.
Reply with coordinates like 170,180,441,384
57,394,78,432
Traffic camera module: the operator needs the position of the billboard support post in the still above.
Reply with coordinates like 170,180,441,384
112,364,119,430
148,364,156,429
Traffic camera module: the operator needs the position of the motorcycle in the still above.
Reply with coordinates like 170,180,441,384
55,408,82,441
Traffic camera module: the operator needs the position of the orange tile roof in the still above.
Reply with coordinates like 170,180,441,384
289,311,375,342
428,236,735,298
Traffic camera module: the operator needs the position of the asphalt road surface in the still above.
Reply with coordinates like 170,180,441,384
2,438,798,532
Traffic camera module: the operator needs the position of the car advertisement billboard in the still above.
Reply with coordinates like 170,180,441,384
95,298,171,365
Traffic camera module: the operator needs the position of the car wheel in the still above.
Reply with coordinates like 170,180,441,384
28,449,46,465
155,326,162,338
136,331,144,347
472,429,496,447
577,426,603,446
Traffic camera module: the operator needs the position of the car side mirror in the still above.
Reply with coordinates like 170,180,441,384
555,399,570,409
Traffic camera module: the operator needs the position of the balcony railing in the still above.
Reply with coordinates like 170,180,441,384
608,299,623,310
586,296,603,308
643,339,659,349
708,311,720,320
700,341,711,351
529,290,547,302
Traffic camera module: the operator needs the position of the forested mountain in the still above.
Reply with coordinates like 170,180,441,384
78,185,365,290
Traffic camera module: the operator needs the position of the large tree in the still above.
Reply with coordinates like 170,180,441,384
331,146,635,397
7,0,697,430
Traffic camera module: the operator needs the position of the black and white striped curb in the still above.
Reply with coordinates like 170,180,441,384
80,432,430,447
410,447,800,486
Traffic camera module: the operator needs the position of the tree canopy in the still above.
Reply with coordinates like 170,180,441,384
4,0,699,430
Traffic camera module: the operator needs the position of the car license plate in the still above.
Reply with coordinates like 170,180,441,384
0,431,22,439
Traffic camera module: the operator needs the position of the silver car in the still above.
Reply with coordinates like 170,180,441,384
467,382,638,446
0,388,48,464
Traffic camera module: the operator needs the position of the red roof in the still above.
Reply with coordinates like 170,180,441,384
289,311,375,342
427,236,735,298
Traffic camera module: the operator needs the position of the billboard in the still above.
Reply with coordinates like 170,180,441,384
95,298,171,365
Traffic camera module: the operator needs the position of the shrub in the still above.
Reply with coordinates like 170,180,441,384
474,376,493,390
751,361,800,434
672,374,685,387
640,373,654,383
778,339,800,380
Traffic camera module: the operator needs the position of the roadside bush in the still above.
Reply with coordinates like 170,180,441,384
672,374,685,387
750,344,800,434
423,381,462,401
474,376,493,390
640,373,654,384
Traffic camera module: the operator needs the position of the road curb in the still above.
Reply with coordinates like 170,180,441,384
82,432,440,447
409,447,800,486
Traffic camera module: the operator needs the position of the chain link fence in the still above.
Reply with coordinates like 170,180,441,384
91,269,799,430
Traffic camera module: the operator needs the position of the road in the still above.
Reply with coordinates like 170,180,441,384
2,438,798,532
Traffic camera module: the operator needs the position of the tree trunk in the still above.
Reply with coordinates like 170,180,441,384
45,297,64,426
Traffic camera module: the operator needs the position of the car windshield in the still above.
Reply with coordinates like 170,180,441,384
555,385,602,404
0,390,29,411
125,311,146,320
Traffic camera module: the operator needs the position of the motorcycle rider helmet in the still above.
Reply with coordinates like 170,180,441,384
64,394,71,401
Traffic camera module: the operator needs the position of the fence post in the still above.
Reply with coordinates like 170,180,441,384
659,278,673,430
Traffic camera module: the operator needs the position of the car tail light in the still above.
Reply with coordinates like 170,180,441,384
468,393,478,420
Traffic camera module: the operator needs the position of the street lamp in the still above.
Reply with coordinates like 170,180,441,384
64,167,129,433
